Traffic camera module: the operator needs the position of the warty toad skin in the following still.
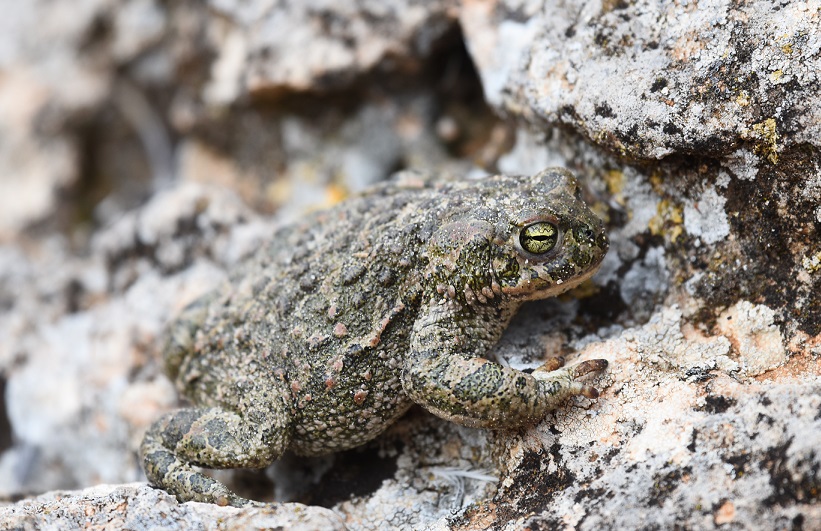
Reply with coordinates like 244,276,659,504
141,168,610,506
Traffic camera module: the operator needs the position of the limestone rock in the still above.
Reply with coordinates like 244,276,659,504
460,0,821,160
207,0,459,100
0,483,347,531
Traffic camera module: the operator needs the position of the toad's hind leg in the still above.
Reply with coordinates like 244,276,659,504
141,389,293,506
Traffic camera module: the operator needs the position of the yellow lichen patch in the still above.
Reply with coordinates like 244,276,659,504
769,69,784,83
603,169,626,205
749,118,779,164
325,182,349,206
777,33,794,55
735,91,750,107
647,169,669,197
648,199,684,242
648,170,663,189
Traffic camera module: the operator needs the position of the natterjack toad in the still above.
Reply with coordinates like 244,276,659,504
141,168,609,506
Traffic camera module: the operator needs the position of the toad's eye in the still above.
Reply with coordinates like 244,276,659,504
520,222,558,255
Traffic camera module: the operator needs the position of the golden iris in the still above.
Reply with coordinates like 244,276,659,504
520,222,558,255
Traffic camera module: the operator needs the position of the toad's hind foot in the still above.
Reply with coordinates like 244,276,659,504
142,444,251,507
140,403,291,506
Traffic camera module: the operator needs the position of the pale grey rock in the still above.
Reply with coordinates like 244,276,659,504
0,483,347,530
496,127,569,176
494,306,821,531
0,72,78,239
684,185,731,244
460,0,821,160
207,0,459,98
0,0,171,237
716,301,787,376
619,244,668,315
0,184,267,497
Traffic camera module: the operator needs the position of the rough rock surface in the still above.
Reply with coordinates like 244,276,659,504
208,0,459,99
461,0,821,160
0,483,346,530
0,0,819,530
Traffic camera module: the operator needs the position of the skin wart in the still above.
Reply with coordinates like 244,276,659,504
141,168,610,506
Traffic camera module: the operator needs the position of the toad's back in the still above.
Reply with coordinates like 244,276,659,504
164,174,460,454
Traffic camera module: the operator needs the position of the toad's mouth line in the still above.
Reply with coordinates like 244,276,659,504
498,261,604,300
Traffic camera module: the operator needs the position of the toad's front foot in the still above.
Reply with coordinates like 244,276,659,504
531,357,609,399
402,346,609,429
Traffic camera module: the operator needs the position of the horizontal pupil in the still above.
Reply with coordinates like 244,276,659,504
522,223,557,254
